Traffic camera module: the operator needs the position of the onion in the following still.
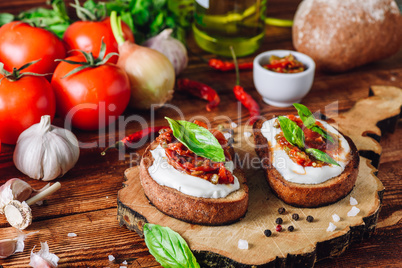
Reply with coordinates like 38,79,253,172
110,12,175,110
143,29,188,75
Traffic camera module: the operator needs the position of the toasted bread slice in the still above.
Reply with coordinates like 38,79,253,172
253,119,359,208
139,141,249,225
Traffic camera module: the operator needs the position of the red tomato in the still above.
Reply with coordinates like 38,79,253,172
0,22,66,74
63,18,134,64
51,55,131,131
0,73,56,144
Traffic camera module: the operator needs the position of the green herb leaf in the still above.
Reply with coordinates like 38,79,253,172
144,223,200,268
0,13,14,26
305,148,340,166
293,103,334,143
310,126,335,144
293,103,315,128
278,116,305,149
165,117,225,162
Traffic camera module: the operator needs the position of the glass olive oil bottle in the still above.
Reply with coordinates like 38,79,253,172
193,0,267,57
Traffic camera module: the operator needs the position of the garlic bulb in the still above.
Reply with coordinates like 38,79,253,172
143,28,188,75
13,115,79,181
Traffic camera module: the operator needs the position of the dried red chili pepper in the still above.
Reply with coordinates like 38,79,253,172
177,78,220,112
101,126,168,155
208,58,254,72
230,47,260,124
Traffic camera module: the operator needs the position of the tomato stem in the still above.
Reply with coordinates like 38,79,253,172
55,39,118,78
0,60,51,82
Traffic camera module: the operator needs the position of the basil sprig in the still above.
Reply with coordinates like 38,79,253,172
305,148,340,166
277,116,305,148
293,103,335,143
144,223,200,268
165,117,225,162
278,115,340,166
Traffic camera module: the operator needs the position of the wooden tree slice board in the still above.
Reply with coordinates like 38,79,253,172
117,86,402,267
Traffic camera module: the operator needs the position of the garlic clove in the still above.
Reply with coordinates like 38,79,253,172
12,178,33,202
0,229,38,258
4,200,32,230
4,182,60,229
0,183,14,214
1,178,32,213
0,237,19,259
29,242,59,268
0,179,51,214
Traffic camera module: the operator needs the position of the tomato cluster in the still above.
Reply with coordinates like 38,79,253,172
0,18,134,145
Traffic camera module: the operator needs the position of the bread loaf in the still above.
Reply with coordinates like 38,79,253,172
292,0,402,73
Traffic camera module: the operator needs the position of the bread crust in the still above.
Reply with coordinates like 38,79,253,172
253,119,359,208
292,0,402,73
139,141,249,225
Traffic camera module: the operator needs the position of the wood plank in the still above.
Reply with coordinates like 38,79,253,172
0,208,161,268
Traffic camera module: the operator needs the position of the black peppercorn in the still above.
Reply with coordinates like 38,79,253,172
278,207,285,214
306,215,314,222
292,213,299,221
264,229,272,237
288,225,294,232
275,217,283,224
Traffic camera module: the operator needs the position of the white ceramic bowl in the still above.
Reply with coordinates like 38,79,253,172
253,50,315,107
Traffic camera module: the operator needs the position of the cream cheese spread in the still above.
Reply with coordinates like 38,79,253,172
260,118,351,184
148,145,240,198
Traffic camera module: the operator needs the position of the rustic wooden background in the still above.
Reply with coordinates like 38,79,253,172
0,0,401,267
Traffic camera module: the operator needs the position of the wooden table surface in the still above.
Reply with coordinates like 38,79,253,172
0,1,401,267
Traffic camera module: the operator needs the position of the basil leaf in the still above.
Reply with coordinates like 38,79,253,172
305,148,340,166
165,117,225,162
293,103,315,128
144,223,200,268
0,13,14,26
278,116,305,149
293,103,335,143
311,126,335,143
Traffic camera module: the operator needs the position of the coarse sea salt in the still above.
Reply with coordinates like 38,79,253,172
327,222,337,232
332,214,340,222
347,206,360,217
67,233,77,237
243,131,252,138
120,266,127,268
122,260,127,265
108,255,115,261
238,239,249,250
231,122,238,128
350,196,358,205
224,132,232,140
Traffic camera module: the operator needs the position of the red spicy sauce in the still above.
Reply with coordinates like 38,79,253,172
275,115,340,167
156,123,234,184
264,54,306,73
